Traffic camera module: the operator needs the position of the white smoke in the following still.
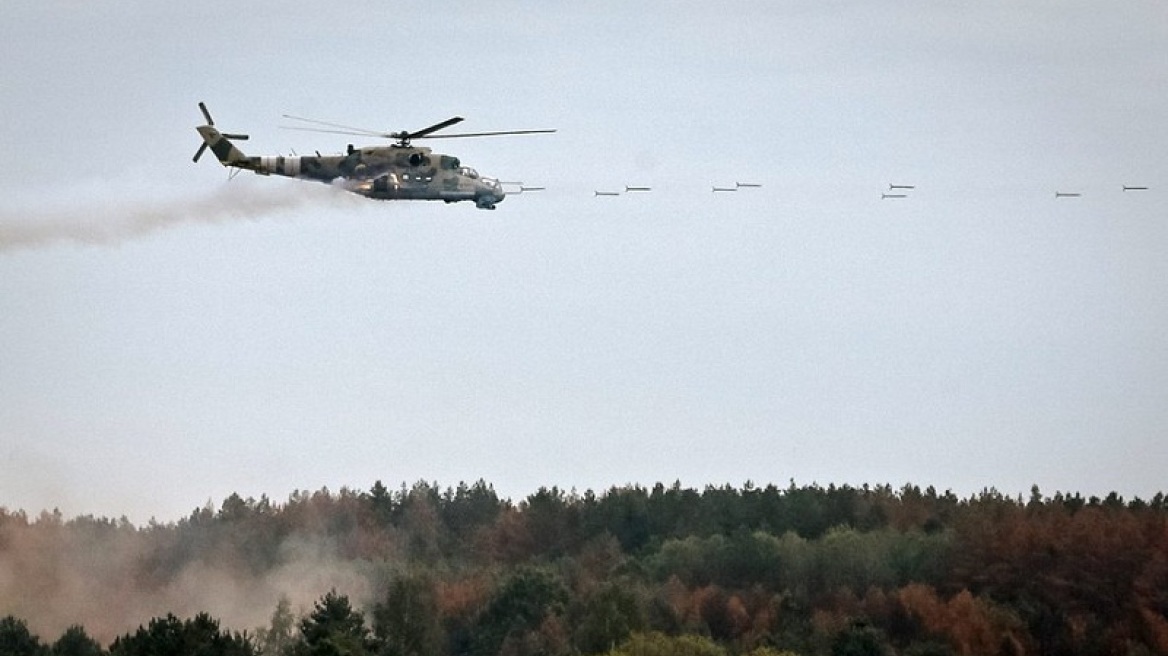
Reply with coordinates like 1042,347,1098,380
0,179,365,252
0,516,390,646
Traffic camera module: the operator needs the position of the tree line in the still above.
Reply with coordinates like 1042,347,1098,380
2,481,1167,655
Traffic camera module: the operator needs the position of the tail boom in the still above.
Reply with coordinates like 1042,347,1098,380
196,126,253,169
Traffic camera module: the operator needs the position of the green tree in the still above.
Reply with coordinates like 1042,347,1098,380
368,480,396,526
816,526,895,594
373,574,444,656
603,632,724,656
108,613,255,656
473,568,568,656
588,487,651,552
522,487,581,558
290,590,376,656
51,625,104,656
442,480,504,551
0,615,47,656
830,623,890,656
256,596,296,656
399,482,446,561
646,482,707,539
571,583,644,654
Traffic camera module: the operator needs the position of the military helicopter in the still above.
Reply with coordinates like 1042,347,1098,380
193,103,554,209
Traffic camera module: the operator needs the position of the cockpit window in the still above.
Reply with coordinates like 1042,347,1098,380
460,167,479,179
440,155,460,170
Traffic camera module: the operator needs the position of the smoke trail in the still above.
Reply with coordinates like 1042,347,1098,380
0,180,364,253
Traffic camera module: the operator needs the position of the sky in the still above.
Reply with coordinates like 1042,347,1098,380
1,0,1166,524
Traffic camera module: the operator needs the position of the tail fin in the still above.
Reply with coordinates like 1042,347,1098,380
195,125,252,167
193,102,253,168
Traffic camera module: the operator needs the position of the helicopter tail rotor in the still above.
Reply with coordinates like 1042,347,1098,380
194,102,251,163
198,101,214,126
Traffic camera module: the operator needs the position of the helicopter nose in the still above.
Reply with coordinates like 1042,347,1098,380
484,182,505,203
475,182,504,209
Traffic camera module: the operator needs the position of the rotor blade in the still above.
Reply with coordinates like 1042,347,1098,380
193,142,208,163
281,114,387,137
279,126,386,137
419,129,557,139
198,102,214,125
403,116,465,140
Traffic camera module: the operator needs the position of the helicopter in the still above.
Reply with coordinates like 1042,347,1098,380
193,103,554,209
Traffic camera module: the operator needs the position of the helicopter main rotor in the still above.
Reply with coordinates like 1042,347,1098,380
280,114,555,147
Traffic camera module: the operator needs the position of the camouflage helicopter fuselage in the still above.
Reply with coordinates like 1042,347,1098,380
195,125,507,209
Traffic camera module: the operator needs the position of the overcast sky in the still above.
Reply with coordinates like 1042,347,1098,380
2,0,1166,523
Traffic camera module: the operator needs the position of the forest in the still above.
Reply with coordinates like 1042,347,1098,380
2,481,1167,656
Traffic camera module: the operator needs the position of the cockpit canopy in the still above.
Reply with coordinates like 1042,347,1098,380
436,155,478,179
